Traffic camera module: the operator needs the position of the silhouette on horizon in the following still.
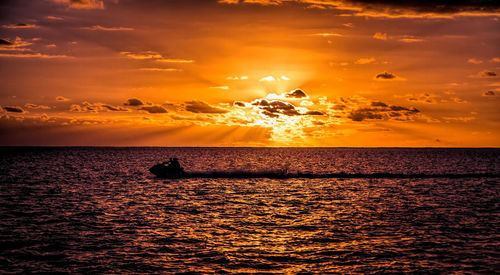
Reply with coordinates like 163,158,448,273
150,157,185,178
149,158,500,179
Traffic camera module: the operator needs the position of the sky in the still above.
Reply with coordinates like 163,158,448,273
0,0,499,146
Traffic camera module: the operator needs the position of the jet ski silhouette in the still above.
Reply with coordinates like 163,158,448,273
149,158,186,178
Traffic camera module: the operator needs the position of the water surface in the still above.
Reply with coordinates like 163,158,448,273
0,147,499,273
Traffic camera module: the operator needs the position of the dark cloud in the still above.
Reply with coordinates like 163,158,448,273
285,89,307,99
139,105,168,114
305,111,324,116
0,39,12,46
482,71,497,77
344,0,500,14
348,103,419,121
124,98,144,106
185,101,228,114
3,106,24,113
371,101,388,107
375,72,396,80
69,102,130,112
101,104,129,111
349,109,383,121
483,90,495,96
234,101,246,107
252,99,301,117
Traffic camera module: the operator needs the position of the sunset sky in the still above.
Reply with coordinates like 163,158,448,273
0,0,499,146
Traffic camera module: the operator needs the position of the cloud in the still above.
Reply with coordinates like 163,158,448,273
406,93,439,104
234,101,246,107
56,96,70,101
185,101,229,114
226,76,248,80
373,32,387,40
355,57,375,64
492,57,500,63
402,92,467,104
0,53,65,58
25,103,51,109
483,91,496,96
3,24,39,29
371,101,388,107
0,45,70,59
305,111,324,116
259,76,276,82
252,99,302,117
136,105,165,113
442,116,476,122
210,86,229,90
348,103,420,122
120,51,162,59
0,39,12,46
100,104,129,111
124,98,144,106
220,1,500,17
156,58,194,63
375,71,405,80
470,70,498,78
53,0,105,9
3,106,25,113
398,36,424,43
70,102,130,112
47,16,64,20
81,25,134,31
0,37,32,50
467,58,483,64
482,71,497,77
139,68,182,72
313,33,343,37
341,0,500,15
285,89,308,98
120,51,194,64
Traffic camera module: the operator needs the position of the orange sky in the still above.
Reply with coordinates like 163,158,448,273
0,0,499,146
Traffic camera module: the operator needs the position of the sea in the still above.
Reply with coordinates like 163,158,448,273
0,147,499,274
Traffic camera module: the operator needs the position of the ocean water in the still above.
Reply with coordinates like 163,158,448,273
0,147,499,273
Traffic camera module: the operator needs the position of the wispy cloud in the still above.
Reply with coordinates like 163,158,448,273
56,96,70,102
313,33,343,37
373,32,387,40
25,103,51,110
210,86,230,90
226,76,248,80
120,51,162,59
47,16,64,20
156,58,194,63
139,68,183,72
398,36,424,43
0,52,69,58
82,25,134,31
354,57,375,64
3,23,40,29
467,58,482,64
53,0,104,10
